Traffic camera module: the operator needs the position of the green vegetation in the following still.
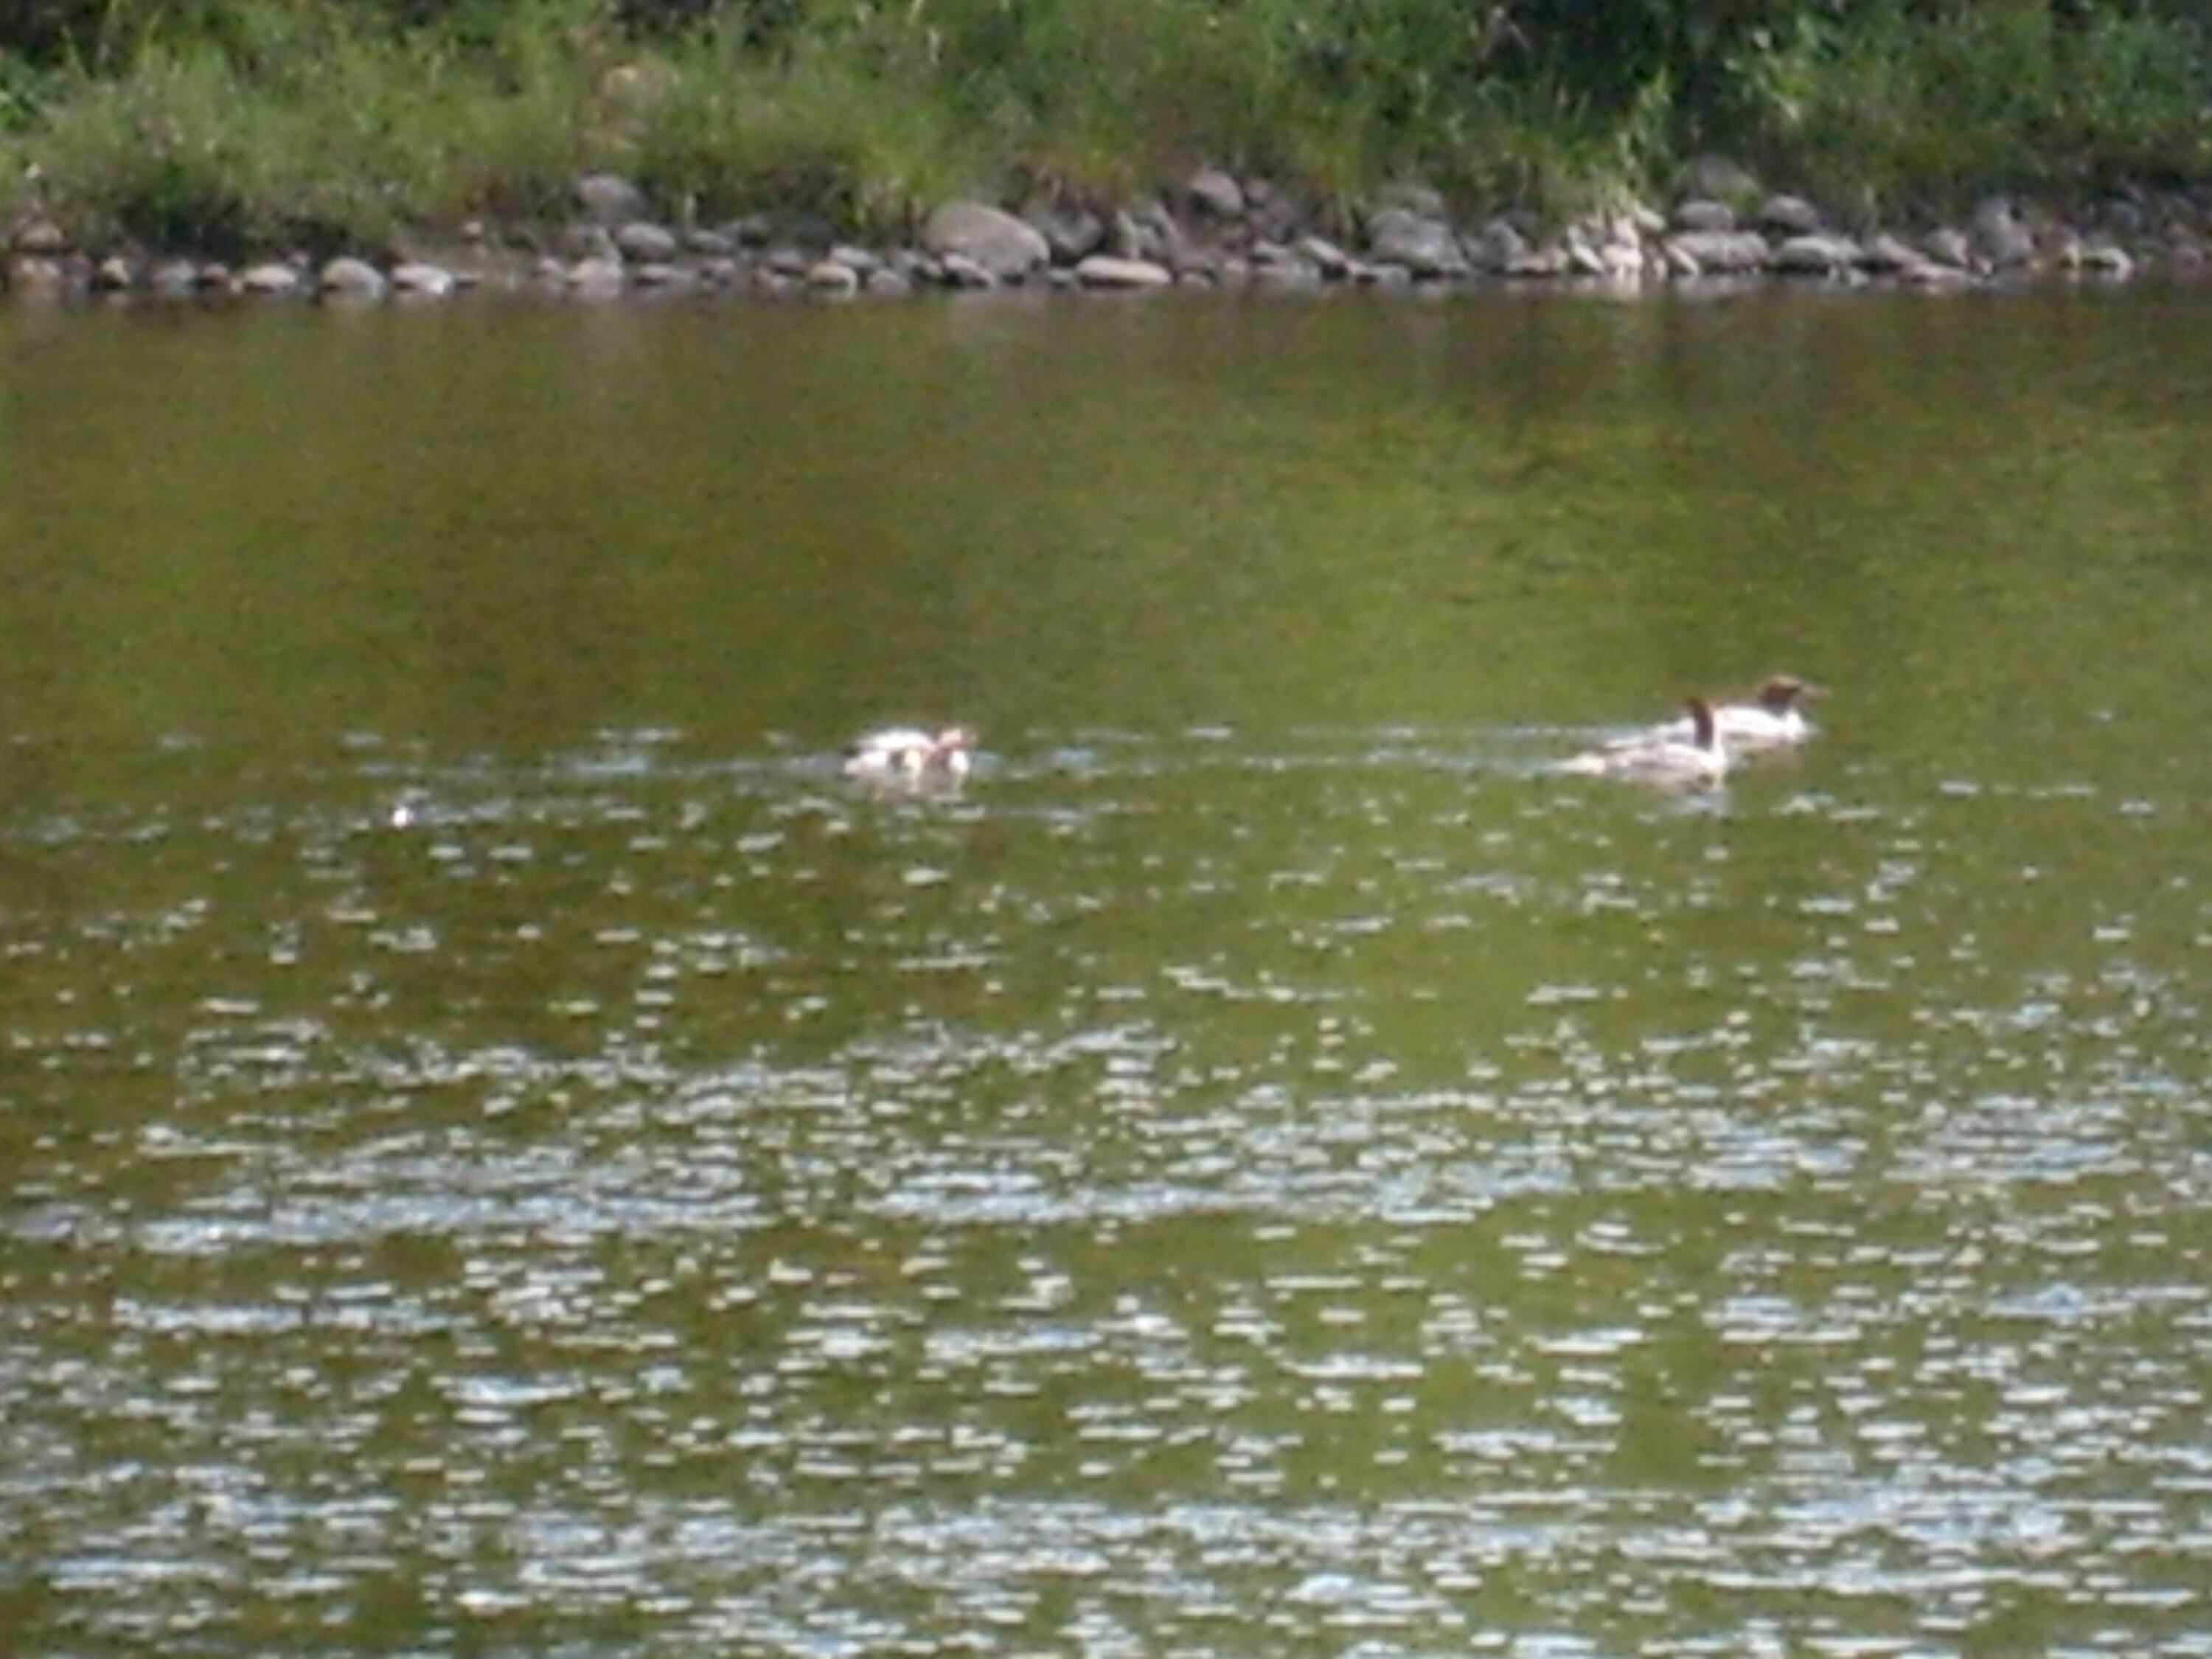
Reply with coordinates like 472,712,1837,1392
2,1,2208,255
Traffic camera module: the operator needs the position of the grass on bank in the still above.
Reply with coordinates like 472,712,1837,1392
2,0,2209,259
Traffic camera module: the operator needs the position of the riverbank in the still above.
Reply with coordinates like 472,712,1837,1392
4,160,2200,306
4,1,2210,306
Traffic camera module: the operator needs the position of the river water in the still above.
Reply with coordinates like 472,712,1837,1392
4,282,2211,1656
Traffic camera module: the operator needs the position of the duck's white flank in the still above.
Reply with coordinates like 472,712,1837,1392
1562,697,1729,787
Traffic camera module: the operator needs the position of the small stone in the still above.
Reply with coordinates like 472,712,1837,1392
566,254,627,294
1025,203,1105,264
92,254,137,292
575,172,647,227
1295,234,1353,278
630,261,695,289
1663,230,1770,273
1673,198,1736,233
391,261,456,297
1859,232,1924,274
1922,227,1973,268
614,220,678,261
10,217,68,254
1773,232,1862,274
1756,194,1823,235
1971,197,2034,266
805,259,860,294
938,251,995,289
1074,254,1172,288
1183,166,1245,220
1468,219,1528,273
319,256,388,299
1364,206,1469,278
4,255,69,299
235,262,304,296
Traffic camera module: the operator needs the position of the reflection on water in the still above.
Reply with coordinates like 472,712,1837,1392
5,288,2212,1655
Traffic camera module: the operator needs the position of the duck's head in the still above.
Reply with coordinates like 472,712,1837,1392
1756,675,1819,712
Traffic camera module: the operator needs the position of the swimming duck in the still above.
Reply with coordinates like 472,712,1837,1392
1655,675,1818,751
841,725,977,786
1562,698,1728,787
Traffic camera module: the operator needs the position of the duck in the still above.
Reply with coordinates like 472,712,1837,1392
841,725,978,786
1653,675,1818,751
1561,697,1728,787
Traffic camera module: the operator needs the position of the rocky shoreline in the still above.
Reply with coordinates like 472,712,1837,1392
7,161,2205,307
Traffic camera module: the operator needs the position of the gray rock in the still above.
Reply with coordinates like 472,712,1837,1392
1183,167,1245,220
682,226,738,257
566,254,627,295
318,256,387,299
1662,240,1703,279
1074,254,1172,288
863,266,914,297
392,260,456,297
1663,230,1770,273
1294,234,1353,278
615,220,679,261
1564,229,1608,276
922,201,1048,280
1025,202,1106,264
235,262,304,296
1773,232,1862,274
762,245,813,277
805,260,859,295
1756,194,1823,235
1242,178,1302,241
1364,206,1469,277
937,251,997,289
1922,227,1974,268
696,257,746,288
1902,259,1976,288
1467,218,1528,272
1971,197,2034,266
92,254,137,292
560,223,618,260
1503,244,1571,279
10,217,68,254
4,255,69,299
630,262,695,289
1859,232,1926,274
827,243,881,276
575,172,647,227
1672,198,1736,233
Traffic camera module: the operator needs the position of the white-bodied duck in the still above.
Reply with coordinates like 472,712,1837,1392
841,724,978,787
1652,675,1818,751
1562,697,1728,788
